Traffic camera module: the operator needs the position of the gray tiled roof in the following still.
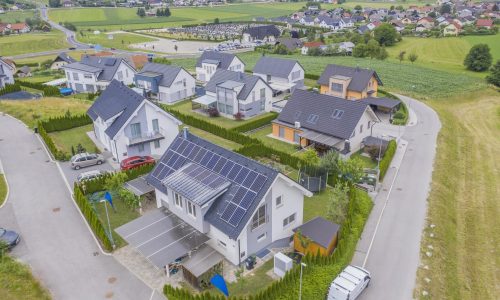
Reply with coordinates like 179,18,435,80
293,217,339,249
359,96,400,109
276,89,372,140
62,62,102,73
243,25,280,40
317,64,383,92
195,51,239,69
54,52,76,64
253,56,302,78
87,80,145,139
138,63,188,87
147,131,279,239
205,69,263,100
65,55,132,81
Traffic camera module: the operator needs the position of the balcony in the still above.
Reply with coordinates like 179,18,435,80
127,128,166,146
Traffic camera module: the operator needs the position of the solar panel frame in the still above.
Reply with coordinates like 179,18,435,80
228,164,242,179
200,152,214,166
213,157,227,173
176,140,188,154
229,207,246,227
234,168,250,185
193,148,207,163
242,171,257,187
219,161,234,177
221,203,237,222
250,174,267,192
207,155,221,170
240,190,257,209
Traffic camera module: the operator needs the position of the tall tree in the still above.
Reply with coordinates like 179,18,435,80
327,182,350,224
486,60,500,87
374,23,398,46
463,44,492,72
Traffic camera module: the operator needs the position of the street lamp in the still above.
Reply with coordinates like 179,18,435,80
299,262,307,300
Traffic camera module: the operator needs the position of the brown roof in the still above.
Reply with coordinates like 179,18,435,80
128,55,149,70
10,23,28,30
303,41,324,48
476,19,493,27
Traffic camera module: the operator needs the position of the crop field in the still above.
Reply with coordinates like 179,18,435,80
386,34,500,76
0,9,35,23
0,31,69,56
172,52,486,99
77,32,157,50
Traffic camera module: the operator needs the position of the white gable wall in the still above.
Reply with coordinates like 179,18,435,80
346,107,380,154
158,69,196,104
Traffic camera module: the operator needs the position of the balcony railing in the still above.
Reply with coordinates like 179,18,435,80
127,127,166,146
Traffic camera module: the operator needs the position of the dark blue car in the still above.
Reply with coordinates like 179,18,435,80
0,228,20,249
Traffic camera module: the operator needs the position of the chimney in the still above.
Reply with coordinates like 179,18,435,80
183,127,189,139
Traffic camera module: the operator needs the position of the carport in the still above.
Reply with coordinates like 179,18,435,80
115,209,209,275
124,176,154,197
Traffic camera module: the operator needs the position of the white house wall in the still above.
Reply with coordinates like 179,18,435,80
348,107,380,153
158,69,195,104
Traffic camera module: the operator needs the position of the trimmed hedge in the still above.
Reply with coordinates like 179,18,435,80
391,102,408,126
304,73,320,81
74,184,113,251
38,121,69,160
39,114,92,133
236,143,304,170
0,83,22,96
379,139,397,180
17,80,60,97
231,112,278,133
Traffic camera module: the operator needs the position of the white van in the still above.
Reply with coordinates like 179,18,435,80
327,265,371,300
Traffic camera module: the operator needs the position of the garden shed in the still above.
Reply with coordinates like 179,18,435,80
293,217,340,256
181,244,224,289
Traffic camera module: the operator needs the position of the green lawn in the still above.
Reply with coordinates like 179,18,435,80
0,10,35,23
0,174,7,206
0,31,69,56
351,151,377,169
13,50,88,66
48,124,97,155
0,255,51,300
247,125,298,154
77,32,157,50
187,126,241,150
21,74,63,84
303,187,332,222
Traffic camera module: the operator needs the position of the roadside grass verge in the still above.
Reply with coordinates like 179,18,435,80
48,124,97,155
415,90,500,300
0,175,7,206
0,255,51,300
0,31,69,56
0,97,91,128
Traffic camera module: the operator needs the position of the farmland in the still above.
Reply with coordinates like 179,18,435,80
0,31,69,56
77,32,157,50
0,9,35,23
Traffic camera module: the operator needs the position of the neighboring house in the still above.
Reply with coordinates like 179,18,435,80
275,38,303,52
0,57,15,88
135,63,195,104
271,89,380,155
87,80,182,162
51,52,77,70
242,25,280,43
252,56,304,94
476,18,494,29
300,16,316,26
443,23,461,36
9,22,30,33
317,64,383,99
62,55,136,93
146,128,313,266
195,69,273,119
16,66,31,78
336,41,355,54
301,41,324,55
195,51,245,83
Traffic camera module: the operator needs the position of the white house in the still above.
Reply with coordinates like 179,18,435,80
193,69,273,119
62,55,136,93
195,51,245,83
135,63,196,104
252,56,304,95
0,57,15,88
86,80,181,162
242,25,281,43
146,128,313,266
50,52,77,70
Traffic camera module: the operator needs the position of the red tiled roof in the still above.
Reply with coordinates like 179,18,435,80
476,19,493,27
10,23,28,30
303,42,324,48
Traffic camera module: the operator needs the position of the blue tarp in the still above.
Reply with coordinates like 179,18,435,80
60,88,73,96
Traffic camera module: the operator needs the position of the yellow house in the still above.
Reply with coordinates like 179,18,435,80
293,217,340,256
443,23,461,36
317,64,383,100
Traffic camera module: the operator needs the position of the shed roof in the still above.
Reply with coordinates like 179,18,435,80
359,96,400,109
293,217,340,248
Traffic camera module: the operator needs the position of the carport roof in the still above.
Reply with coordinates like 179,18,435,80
115,209,209,268
124,176,154,197
182,244,223,277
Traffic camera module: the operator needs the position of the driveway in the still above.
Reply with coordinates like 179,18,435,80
0,114,165,300
352,95,441,299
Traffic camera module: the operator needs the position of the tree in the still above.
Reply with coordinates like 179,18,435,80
214,18,220,24
174,45,178,52
354,5,362,11
136,8,146,18
307,46,323,56
463,44,492,72
486,60,500,87
428,11,436,18
397,50,406,63
337,158,364,184
374,23,398,46
376,47,389,60
352,43,368,57
104,172,128,195
366,39,380,59
408,52,418,63
319,150,340,175
48,0,61,8
300,148,320,166
440,3,451,14
274,44,290,55
165,8,171,17
327,182,350,224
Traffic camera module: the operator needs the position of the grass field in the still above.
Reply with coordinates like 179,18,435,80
0,98,91,128
247,125,299,154
0,255,51,300
0,174,6,206
415,90,500,299
386,34,500,77
0,31,69,56
77,32,157,50
49,124,97,154
0,10,35,23
13,50,91,66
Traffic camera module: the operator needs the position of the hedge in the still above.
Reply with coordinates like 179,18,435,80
231,112,278,133
39,114,92,133
73,184,113,251
0,83,22,96
37,121,70,160
391,102,408,126
17,80,60,97
164,188,373,300
379,139,397,180
304,73,320,81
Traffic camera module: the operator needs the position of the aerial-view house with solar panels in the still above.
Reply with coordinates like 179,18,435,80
87,80,182,162
146,128,312,266
62,55,136,93
195,51,245,83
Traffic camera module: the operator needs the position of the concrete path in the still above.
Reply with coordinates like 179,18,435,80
353,96,441,300
0,114,165,300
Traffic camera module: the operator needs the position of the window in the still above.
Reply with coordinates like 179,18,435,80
126,69,129,77
84,74,92,79
293,131,300,144
260,99,265,111
291,70,301,81
294,111,301,119
117,71,123,81
306,114,319,124
260,88,266,100
130,123,141,138
351,130,356,138
251,205,266,230
367,121,371,129
138,143,144,152
331,83,343,92
359,125,363,133
187,201,196,218
154,140,160,149
283,213,296,227
183,79,186,87
174,192,183,208
257,232,267,242
331,109,344,119
218,240,226,248
152,119,159,133
276,195,283,208
279,127,285,138
240,251,246,258
73,72,79,81
252,91,255,101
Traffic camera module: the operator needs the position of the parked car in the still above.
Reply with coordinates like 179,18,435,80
70,152,105,170
0,228,20,249
327,265,371,300
77,170,106,183
68,47,76,50
120,155,155,171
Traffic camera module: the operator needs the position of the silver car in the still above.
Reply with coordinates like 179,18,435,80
77,170,106,182
70,152,104,170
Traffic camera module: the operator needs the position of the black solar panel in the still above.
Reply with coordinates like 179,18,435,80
151,164,164,177
213,157,227,172
170,138,182,151
181,143,194,156
243,171,257,187
207,155,220,170
193,148,207,163
234,168,249,185
229,207,246,226
165,153,179,167
158,166,172,179
172,156,186,169
189,145,201,160
200,152,214,166
231,187,247,205
220,161,234,177
250,175,267,192
177,140,188,154
228,164,242,179
221,203,237,222
209,176,227,188
240,191,257,209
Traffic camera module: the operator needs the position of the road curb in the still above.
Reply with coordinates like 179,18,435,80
0,159,10,210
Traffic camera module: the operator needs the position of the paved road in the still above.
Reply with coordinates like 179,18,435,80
40,7,89,50
0,114,165,300
353,96,441,300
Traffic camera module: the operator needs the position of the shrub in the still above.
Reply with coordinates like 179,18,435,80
207,107,219,117
231,113,278,133
17,80,60,97
379,140,397,180
39,113,92,133
0,83,22,96
37,121,69,161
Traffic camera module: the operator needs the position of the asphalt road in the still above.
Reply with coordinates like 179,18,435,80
353,96,441,300
0,114,165,300
40,7,89,50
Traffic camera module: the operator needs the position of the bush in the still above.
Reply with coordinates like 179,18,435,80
37,121,70,161
391,102,408,126
231,113,278,133
379,140,396,180
17,80,60,97
39,113,92,133
0,83,21,96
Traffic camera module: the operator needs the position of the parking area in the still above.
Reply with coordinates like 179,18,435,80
59,151,116,187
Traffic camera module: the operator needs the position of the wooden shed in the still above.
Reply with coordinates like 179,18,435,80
293,217,340,256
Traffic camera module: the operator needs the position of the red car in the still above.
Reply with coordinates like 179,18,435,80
120,155,155,171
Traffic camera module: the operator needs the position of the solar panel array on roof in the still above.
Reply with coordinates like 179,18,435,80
105,58,117,66
149,137,268,228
